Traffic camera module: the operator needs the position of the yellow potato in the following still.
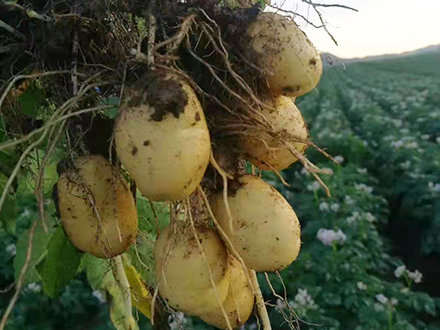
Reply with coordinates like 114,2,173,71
199,257,254,329
211,175,301,272
238,95,309,171
248,13,323,97
154,223,230,315
57,155,138,258
114,75,211,202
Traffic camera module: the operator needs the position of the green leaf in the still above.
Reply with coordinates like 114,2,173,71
18,87,45,117
100,96,119,119
13,222,53,285
0,116,7,142
82,253,111,290
35,257,46,277
0,194,16,234
0,150,19,179
42,226,82,298
425,300,436,316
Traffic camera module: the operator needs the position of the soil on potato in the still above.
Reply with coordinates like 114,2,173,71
123,73,189,122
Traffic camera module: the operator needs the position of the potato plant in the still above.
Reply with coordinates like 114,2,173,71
0,0,359,329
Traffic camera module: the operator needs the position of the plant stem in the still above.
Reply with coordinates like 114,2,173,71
388,309,393,330
114,255,136,330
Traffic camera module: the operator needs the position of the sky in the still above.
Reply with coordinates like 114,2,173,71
274,0,440,58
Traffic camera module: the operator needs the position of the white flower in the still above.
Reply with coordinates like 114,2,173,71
275,298,286,311
334,155,344,164
394,265,406,278
294,293,306,306
428,182,440,193
330,203,340,212
376,294,388,304
20,209,31,219
365,212,376,223
391,298,398,306
391,140,404,149
392,119,403,127
248,324,258,330
319,202,329,212
346,211,360,224
354,183,373,194
169,312,186,330
27,283,42,293
316,228,347,246
407,141,419,149
92,290,107,304
437,137,440,144
401,161,411,170
408,270,423,283
6,244,16,256
421,134,430,140
293,289,316,309
357,168,367,174
357,282,367,290
307,181,320,192
300,167,310,176
344,195,354,205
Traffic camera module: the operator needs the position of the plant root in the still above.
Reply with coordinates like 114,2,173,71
209,152,234,234
185,199,233,330
251,270,272,330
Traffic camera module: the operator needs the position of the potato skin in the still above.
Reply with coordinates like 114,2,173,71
199,257,254,329
239,96,309,171
57,155,138,258
114,76,211,202
248,13,322,97
154,223,230,315
211,175,301,272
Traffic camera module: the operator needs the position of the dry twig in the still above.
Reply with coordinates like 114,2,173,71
0,20,26,40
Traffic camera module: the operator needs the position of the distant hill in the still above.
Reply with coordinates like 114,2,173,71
322,44,440,66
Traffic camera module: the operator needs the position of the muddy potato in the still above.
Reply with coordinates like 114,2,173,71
199,257,254,329
247,13,322,97
211,175,301,272
238,95,309,171
154,223,230,315
57,155,138,258
115,75,211,202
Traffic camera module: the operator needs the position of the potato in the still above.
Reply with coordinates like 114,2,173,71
57,155,138,258
114,75,211,202
247,13,322,97
211,175,301,272
238,95,308,171
154,222,230,315
199,257,254,329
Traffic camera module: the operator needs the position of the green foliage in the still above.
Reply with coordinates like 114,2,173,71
42,227,82,297
82,254,111,290
13,223,53,286
17,84,46,117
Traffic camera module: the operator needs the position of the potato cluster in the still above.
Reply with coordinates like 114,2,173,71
55,11,322,329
